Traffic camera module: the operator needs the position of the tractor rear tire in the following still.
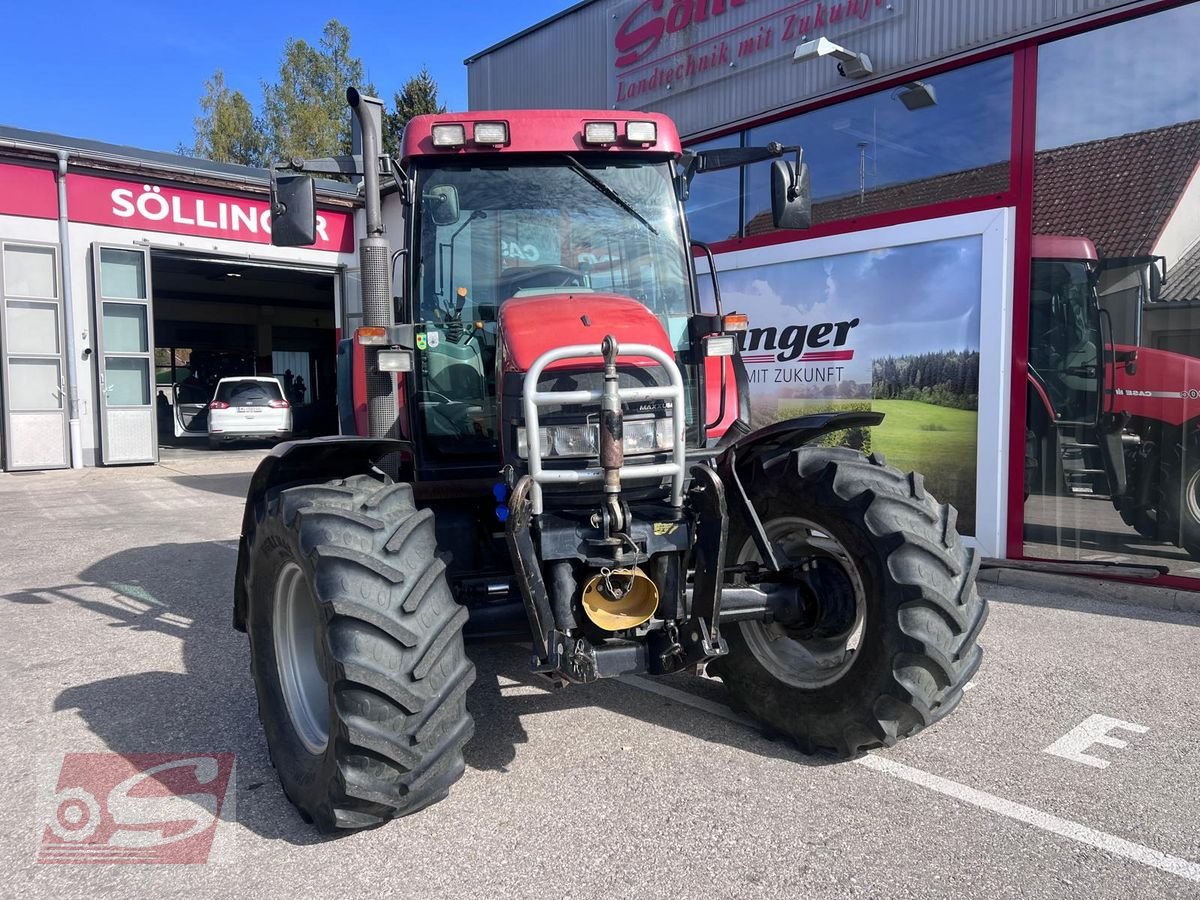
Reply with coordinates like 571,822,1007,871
1163,453,1200,558
245,473,475,832
713,447,986,758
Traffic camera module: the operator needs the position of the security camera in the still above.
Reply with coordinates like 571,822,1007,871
792,36,874,79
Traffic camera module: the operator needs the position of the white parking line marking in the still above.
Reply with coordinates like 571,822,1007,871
857,756,1200,882
617,676,1200,884
1043,715,1149,769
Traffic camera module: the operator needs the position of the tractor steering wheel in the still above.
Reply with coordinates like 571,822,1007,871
503,264,587,296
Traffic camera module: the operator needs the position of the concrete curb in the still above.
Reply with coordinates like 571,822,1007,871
978,566,1200,614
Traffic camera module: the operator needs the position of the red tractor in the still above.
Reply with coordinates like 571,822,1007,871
1026,235,1199,551
235,90,985,831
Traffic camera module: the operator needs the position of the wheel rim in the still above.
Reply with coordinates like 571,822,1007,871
273,562,330,755
1185,468,1200,525
736,516,867,690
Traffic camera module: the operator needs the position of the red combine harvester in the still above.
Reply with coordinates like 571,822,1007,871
1026,234,1199,551
234,90,985,831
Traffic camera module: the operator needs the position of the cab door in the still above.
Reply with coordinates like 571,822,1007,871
92,244,158,464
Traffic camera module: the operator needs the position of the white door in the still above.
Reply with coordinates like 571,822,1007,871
93,244,158,465
0,241,69,470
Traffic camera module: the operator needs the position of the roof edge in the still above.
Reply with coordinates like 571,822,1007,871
0,123,361,203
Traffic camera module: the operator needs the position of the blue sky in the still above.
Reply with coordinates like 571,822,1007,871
0,1,570,152
1035,2,1200,150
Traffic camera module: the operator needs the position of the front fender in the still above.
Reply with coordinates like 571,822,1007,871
713,411,885,568
232,436,411,631
716,411,884,473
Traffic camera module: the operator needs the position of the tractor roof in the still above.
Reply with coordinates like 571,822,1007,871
400,110,682,162
1032,234,1099,263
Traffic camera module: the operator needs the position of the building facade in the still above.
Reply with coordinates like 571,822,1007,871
466,0,1200,585
0,128,363,470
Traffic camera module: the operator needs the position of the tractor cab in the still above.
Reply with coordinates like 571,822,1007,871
399,113,698,474
1029,235,1105,427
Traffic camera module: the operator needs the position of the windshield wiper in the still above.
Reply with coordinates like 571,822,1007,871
563,155,658,236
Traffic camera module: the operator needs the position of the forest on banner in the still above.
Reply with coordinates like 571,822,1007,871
872,349,980,411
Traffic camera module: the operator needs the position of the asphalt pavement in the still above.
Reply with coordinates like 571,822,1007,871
0,456,1197,899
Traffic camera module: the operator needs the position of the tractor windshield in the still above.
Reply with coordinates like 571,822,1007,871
1029,258,1102,425
410,157,695,458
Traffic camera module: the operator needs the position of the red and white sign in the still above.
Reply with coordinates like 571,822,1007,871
0,162,58,220
608,0,903,107
67,172,354,253
39,752,235,865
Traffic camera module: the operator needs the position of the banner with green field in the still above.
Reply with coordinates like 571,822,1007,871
717,236,982,534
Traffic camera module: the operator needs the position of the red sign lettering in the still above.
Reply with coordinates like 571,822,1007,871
614,0,748,68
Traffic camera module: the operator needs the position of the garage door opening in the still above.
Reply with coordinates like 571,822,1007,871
150,252,339,452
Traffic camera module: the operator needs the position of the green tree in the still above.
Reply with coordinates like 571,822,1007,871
190,70,266,166
261,19,374,162
384,66,446,160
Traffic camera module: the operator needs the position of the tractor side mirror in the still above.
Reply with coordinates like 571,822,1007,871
771,159,812,231
1148,264,1164,303
426,184,461,227
270,174,317,247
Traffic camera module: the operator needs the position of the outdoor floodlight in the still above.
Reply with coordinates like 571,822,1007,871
792,37,874,79
896,80,938,110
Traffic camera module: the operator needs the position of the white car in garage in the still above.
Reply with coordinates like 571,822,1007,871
207,376,293,448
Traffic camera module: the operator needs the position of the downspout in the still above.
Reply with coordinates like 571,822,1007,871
55,150,84,468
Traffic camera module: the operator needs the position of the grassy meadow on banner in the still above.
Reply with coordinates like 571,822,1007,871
775,398,978,533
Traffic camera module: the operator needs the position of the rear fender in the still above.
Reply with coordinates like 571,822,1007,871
232,436,411,631
713,411,885,568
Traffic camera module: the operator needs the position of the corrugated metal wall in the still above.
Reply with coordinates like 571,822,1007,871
467,0,1158,138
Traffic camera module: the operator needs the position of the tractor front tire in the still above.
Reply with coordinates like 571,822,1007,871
714,447,986,757
245,474,475,832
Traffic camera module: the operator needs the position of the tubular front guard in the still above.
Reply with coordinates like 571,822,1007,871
506,349,884,680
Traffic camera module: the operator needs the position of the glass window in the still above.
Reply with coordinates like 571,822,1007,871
684,133,742,244
216,379,284,405
102,302,148,352
5,300,59,355
8,358,62,410
105,357,151,406
3,245,57,298
99,248,147,299
744,56,1013,234
413,157,696,458
1024,3,1200,578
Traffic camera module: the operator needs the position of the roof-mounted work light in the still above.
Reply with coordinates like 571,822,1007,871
431,124,466,147
584,122,618,145
473,122,509,145
625,121,657,143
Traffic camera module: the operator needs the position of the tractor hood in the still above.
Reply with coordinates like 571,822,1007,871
1111,343,1200,428
498,293,675,373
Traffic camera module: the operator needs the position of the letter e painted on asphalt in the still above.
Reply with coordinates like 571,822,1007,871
1042,714,1148,769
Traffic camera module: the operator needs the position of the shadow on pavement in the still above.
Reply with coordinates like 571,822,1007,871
163,472,255,499
983,578,1200,626
7,539,822,844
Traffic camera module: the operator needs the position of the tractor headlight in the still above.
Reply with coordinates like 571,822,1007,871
516,424,596,459
516,418,673,459
552,424,598,457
